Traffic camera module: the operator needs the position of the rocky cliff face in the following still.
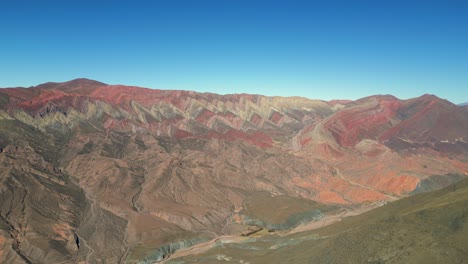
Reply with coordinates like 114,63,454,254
0,79,466,263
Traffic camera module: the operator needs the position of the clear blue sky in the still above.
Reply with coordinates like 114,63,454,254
1,0,467,103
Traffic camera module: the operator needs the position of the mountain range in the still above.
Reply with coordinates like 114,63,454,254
0,79,466,263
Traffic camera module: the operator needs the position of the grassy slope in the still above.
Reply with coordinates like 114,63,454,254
242,194,338,229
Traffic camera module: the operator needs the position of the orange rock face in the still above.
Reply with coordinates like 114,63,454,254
0,234,4,259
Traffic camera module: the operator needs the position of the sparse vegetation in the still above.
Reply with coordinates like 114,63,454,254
168,179,468,264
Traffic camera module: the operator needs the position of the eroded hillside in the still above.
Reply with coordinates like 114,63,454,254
0,79,466,263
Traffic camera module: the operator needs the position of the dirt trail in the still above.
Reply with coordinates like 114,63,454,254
334,168,400,201
158,204,382,263
159,235,246,263
287,204,379,234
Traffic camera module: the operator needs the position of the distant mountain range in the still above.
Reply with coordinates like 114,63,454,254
459,102,468,106
0,79,467,263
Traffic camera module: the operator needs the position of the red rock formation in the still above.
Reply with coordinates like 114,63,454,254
0,79,466,263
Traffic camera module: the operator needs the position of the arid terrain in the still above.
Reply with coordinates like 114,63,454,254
165,178,468,264
0,79,467,263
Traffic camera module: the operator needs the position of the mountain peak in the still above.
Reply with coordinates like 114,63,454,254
66,78,107,85
35,78,107,94
419,93,440,100
36,78,106,88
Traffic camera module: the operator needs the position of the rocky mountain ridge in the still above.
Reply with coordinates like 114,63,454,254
0,79,466,263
